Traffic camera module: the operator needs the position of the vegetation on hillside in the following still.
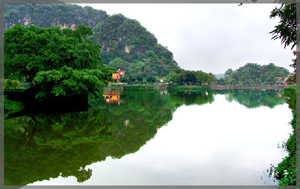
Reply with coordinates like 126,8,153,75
91,14,179,79
164,69,217,86
216,63,290,86
4,3,108,30
4,4,180,80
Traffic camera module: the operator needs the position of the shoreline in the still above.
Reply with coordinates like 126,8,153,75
102,84,288,91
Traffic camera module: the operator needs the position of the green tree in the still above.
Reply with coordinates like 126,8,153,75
207,73,217,86
4,79,24,90
4,24,115,100
137,76,143,82
183,71,196,84
224,68,233,78
108,58,130,70
146,76,157,83
269,2,296,84
269,3,296,49
195,71,206,85
217,77,226,85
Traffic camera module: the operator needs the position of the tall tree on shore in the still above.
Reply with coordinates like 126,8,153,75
269,3,297,49
4,24,116,99
269,2,297,83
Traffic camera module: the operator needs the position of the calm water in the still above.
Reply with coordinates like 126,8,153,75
4,89,293,186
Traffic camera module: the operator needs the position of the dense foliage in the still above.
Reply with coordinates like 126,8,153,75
269,3,297,50
270,86,296,185
4,95,24,113
217,63,290,85
164,69,217,86
91,14,179,78
4,79,24,90
269,2,296,84
268,3,296,186
4,23,115,99
4,4,180,80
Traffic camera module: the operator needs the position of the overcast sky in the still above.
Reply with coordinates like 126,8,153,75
75,3,294,74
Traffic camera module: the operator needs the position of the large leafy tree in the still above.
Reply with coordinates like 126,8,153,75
269,2,297,186
4,23,115,99
108,57,130,70
269,2,297,83
269,3,297,49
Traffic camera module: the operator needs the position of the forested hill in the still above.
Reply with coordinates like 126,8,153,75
219,63,290,85
4,3,180,79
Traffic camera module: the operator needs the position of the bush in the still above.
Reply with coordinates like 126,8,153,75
271,85,296,185
4,79,24,90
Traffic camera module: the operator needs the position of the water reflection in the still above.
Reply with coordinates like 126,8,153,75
4,109,114,185
214,89,286,108
103,90,124,104
4,89,291,185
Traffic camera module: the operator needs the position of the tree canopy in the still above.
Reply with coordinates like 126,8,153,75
269,3,297,50
4,4,180,79
269,2,296,84
164,69,217,86
217,63,290,85
4,23,115,99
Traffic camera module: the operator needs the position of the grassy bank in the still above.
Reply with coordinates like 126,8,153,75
271,85,296,185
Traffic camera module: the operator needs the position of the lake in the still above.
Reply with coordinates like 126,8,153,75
4,89,293,186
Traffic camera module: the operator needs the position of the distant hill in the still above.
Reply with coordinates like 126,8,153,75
4,3,180,79
219,63,290,85
214,73,225,79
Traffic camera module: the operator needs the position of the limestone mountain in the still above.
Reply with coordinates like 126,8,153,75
4,3,108,30
4,3,180,79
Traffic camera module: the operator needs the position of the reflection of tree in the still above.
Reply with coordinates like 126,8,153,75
5,90,214,185
91,90,214,159
216,90,286,108
168,91,214,108
4,109,114,185
92,91,175,158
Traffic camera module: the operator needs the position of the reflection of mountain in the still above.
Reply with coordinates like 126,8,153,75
5,90,213,185
215,89,286,108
